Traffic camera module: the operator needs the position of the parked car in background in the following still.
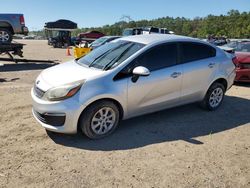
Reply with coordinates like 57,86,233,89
142,27,174,34
12,34,24,39
123,28,143,36
123,27,174,36
22,35,35,40
207,36,228,46
89,36,121,49
32,34,235,139
77,31,105,43
160,28,175,34
0,14,28,43
224,41,250,82
73,36,121,59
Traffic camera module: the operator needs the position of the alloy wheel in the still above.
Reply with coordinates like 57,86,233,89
209,88,223,108
91,107,116,135
0,31,10,42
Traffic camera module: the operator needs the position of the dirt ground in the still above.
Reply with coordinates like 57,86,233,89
0,40,250,188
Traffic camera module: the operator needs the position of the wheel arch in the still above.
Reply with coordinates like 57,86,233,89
200,77,228,111
0,22,14,34
211,78,228,90
77,98,124,131
202,77,228,101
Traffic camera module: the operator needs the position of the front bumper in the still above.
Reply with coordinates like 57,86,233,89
33,110,66,126
31,88,86,134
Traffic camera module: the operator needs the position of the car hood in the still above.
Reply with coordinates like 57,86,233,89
236,52,250,63
36,60,103,91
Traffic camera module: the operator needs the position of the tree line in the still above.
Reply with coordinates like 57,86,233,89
31,10,250,39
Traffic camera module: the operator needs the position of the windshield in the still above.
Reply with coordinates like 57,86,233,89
224,42,250,52
91,37,108,46
77,40,145,70
123,29,133,36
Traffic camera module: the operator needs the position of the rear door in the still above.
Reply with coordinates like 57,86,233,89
179,42,217,103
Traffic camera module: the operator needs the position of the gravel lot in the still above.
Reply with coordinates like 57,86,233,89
0,40,250,188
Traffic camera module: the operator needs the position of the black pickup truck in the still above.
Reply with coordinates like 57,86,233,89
0,14,29,43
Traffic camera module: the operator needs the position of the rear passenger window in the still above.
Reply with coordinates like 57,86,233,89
180,42,216,63
136,43,177,71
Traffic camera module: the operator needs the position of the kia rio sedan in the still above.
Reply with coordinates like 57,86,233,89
31,34,236,139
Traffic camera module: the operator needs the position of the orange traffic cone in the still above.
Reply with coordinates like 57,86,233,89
66,47,71,56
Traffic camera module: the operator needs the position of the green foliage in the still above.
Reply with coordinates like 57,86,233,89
32,10,250,38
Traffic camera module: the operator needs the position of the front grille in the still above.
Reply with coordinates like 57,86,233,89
33,110,65,126
34,86,45,98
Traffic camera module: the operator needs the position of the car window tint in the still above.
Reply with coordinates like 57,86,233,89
238,43,250,52
135,43,177,71
180,42,216,63
150,27,159,33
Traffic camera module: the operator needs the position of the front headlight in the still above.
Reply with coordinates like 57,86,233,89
44,80,84,101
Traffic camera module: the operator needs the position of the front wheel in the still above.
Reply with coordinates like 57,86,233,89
79,101,120,139
200,82,225,111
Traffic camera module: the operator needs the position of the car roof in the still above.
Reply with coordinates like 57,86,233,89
121,34,196,45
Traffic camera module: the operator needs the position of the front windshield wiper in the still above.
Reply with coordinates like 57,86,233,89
89,42,131,69
74,57,81,62
88,49,113,68
102,43,134,71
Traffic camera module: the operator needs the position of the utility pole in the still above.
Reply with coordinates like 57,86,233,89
120,15,133,23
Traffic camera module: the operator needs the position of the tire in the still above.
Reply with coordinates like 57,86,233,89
52,42,57,48
57,42,63,48
79,100,120,139
0,28,12,43
200,82,225,111
52,41,62,48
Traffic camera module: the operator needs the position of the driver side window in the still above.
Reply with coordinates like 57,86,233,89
136,43,177,71
114,43,178,80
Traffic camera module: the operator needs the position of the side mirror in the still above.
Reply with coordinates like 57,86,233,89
131,66,150,83
132,66,150,76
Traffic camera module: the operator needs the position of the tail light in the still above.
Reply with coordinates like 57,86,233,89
232,57,239,68
20,15,25,25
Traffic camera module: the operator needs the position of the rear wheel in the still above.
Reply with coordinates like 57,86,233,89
200,82,225,111
0,28,12,43
79,101,120,139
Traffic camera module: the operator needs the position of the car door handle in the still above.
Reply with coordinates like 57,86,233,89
208,63,215,68
171,72,181,78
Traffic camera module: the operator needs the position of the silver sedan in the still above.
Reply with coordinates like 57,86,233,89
31,34,236,139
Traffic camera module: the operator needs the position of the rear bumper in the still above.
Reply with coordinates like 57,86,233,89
15,26,29,35
235,69,250,82
22,26,29,35
227,70,236,90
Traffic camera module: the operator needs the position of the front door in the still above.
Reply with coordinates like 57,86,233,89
126,43,183,118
